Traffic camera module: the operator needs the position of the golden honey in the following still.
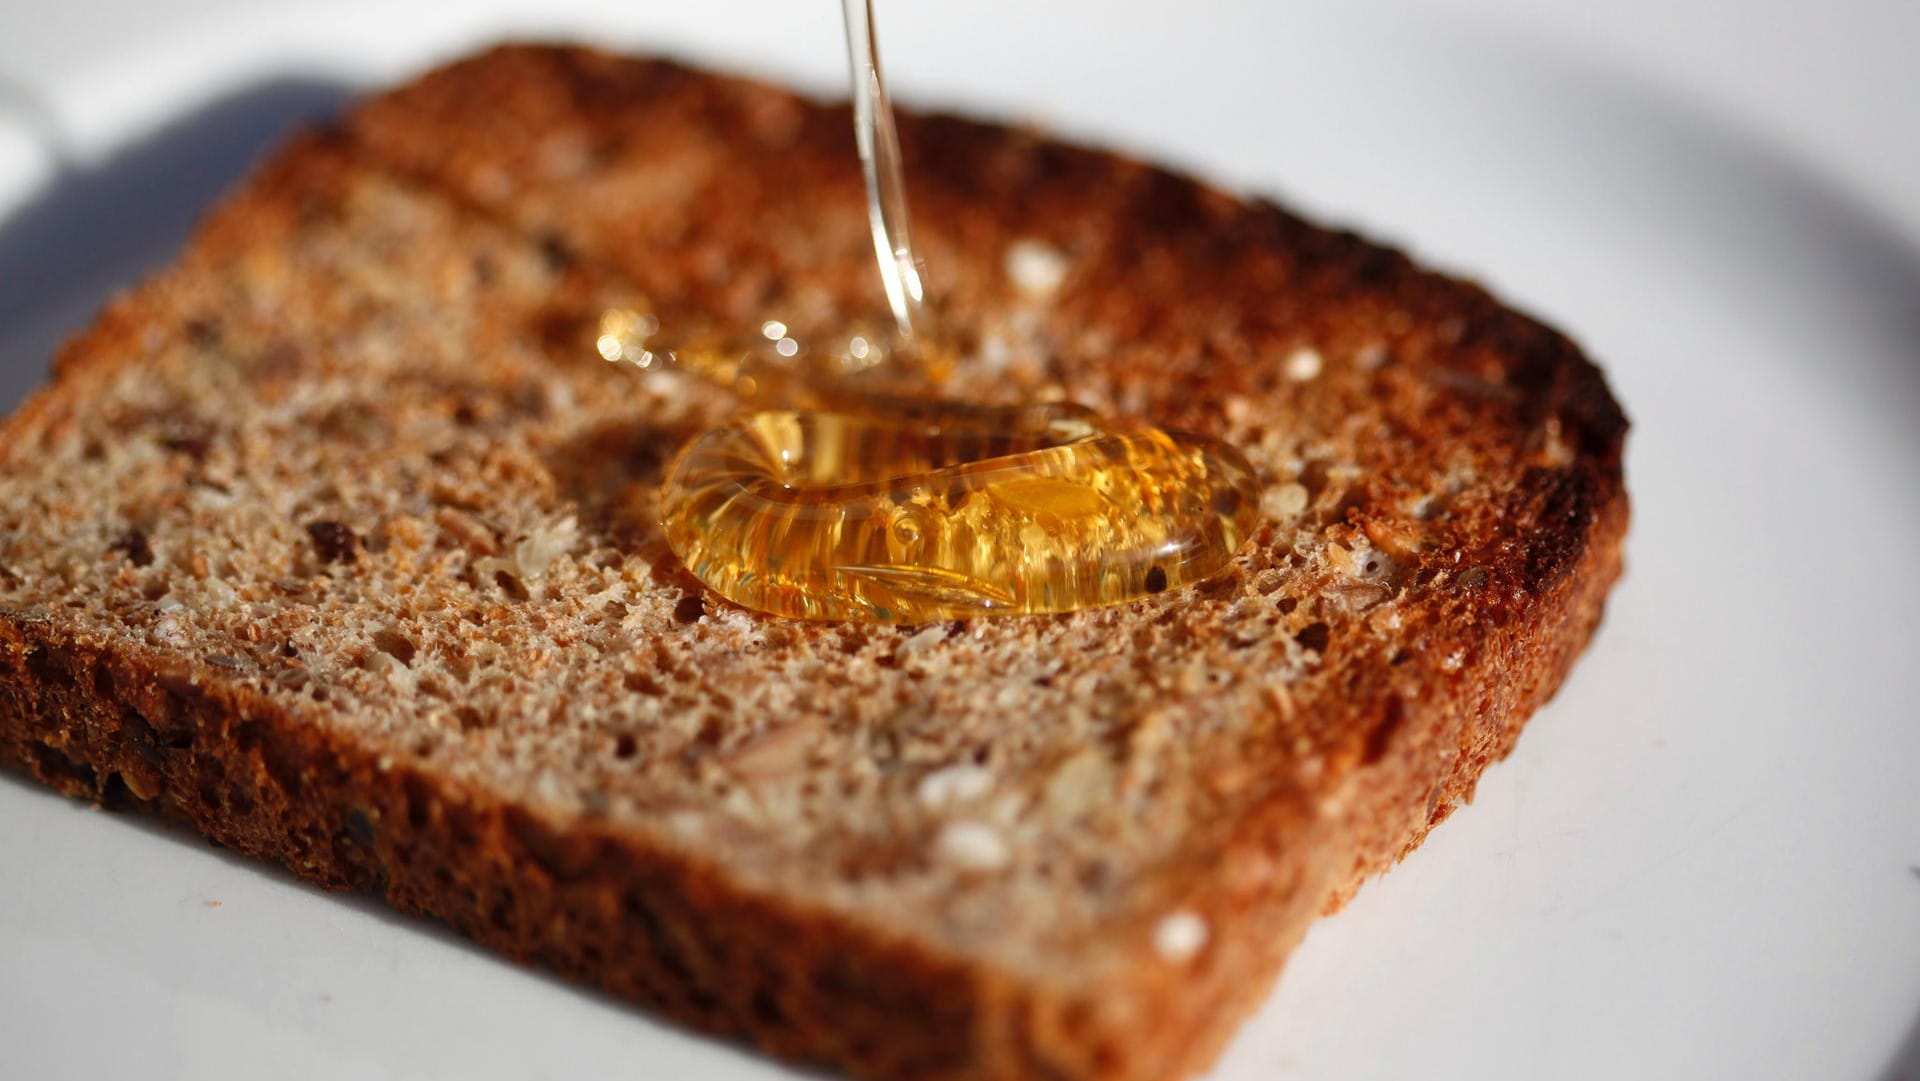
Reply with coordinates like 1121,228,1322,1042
599,313,1260,622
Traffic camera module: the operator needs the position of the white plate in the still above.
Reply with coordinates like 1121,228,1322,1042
2,3,1917,1079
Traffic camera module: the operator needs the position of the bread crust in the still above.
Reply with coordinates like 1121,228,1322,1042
0,45,1627,1081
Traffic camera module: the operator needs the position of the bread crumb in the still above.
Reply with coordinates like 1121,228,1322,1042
1154,910,1208,962
667,810,705,838
1005,240,1069,298
477,516,578,587
1324,542,1354,575
917,763,993,808
190,485,235,510
726,720,820,777
1317,781,1353,817
1285,346,1323,382
1538,416,1574,467
974,331,1014,375
988,791,1027,826
435,507,499,555
203,578,239,609
1128,710,1172,761
1261,483,1309,520
1044,750,1114,818
205,899,222,908
896,624,947,660
534,769,571,807
367,650,412,688
516,516,577,579
1178,657,1210,694
935,820,1010,871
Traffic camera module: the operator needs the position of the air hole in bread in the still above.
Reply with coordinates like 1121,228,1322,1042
493,570,532,601
109,528,154,568
1295,621,1331,654
751,989,787,1026
1298,459,1333,499
371,629,417,666
623,670,666,697
305,520,360,566
182,317,220,348
102,771,141,809
673,593,705,624
27,743,95,793
342,808,376,849
1360,698,1406,766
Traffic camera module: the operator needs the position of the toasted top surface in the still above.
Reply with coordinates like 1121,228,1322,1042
0,46,1624,998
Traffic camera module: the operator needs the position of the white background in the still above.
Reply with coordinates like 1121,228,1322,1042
0,3,1916,1080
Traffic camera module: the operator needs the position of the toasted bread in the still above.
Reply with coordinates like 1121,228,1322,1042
0,45,1627,1081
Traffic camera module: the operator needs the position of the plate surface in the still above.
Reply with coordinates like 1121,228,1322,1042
2,3,1917,1079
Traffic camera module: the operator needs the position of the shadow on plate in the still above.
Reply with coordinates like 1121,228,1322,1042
0,75,355,411
1414,25,1920,1074
1422,15,1920,406
1884,998,1920,1081
1429,36,1920,1069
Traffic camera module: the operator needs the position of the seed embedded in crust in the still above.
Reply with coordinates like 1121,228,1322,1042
1154,911,1209,962
1285,346,1324,382
935,820,1010,871
1005,239,1069,298
917,764,993,808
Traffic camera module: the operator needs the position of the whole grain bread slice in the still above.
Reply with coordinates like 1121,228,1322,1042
0,44,1627,1081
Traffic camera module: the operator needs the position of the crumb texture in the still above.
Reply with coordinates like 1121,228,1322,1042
0,46,1627,1081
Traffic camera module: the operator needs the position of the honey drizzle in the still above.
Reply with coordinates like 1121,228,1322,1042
842,0,932,349
599,316,1261,622
602,0,1262,623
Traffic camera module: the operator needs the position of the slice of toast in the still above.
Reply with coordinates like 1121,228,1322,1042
0,45,1627,1081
